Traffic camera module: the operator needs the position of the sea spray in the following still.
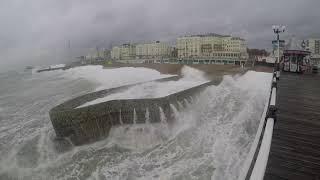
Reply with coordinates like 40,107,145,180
184,98,191,107
170,104,179,120
0,67,272,180
119,109,123,125
76,66,209,108
159,107,167,124
177,101,184,109
190,96,194,103
145,108,150,124
133,108,137,124
180,66,207,81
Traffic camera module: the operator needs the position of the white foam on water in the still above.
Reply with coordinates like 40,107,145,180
77,66,208,108
170,104,180,120
0,67,272,180
77,80,206,108
180,65,206,81
62,65,173,90
107,124,169,151
184,98,191,107
96,71,272,180
133,109,137,124
49,64,66,69
177,101,184,109
33,65,173,91
119,109,123,125
190,96,194,103
145,108,150,124
159,107,167,124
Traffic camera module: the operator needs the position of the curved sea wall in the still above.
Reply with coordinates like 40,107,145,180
49,76,220,145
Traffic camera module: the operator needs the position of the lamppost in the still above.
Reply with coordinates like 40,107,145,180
272,25,286,64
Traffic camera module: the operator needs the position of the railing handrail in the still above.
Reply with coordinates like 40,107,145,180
270,88,276,106
237,84,271,180
241,68,280,180
248,70,279,180
249,118,275,180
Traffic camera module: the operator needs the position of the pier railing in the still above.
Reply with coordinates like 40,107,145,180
240,69,280,180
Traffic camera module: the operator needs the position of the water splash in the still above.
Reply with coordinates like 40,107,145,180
0,68,273,180
170,104,179,120
177,101,184,109
159,107,167,124
180,66,207,81
145,108,150,124
119,109,123,125
184,98,191,107
190,96,194,103
133,108,137,124
195,96,200,103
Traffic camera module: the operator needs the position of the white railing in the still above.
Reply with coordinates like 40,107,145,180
276,71,280,79
237,86,271,180
240,69,280,180
270,88,276,106
247,70,279,180
249,118,275,180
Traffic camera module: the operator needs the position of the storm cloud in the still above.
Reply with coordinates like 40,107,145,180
1,0,320,70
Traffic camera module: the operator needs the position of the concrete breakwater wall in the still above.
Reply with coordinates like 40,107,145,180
49,76,220,145
37,66,71,73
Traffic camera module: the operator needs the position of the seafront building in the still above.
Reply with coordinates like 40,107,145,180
111,33,249,64
306,38,320,65
111,46,121,59
136,41,171,59
176,33,248,65
84,48,110,62
111,41,171,61
111,44,136,60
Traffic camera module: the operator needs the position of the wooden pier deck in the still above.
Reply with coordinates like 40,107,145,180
265,72,320,180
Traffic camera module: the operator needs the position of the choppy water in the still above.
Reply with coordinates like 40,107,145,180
0,66,271,180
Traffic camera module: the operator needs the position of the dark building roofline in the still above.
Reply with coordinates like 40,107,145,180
185,33,229,37
181,33,245,40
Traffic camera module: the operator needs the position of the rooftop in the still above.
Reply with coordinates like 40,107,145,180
181,33,245,40
284,36,311,54
188,33,230,37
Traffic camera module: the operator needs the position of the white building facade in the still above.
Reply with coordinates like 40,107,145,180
177,33,248,64
306,38,320,65
111,41,172,61
111,44,136,60
111,47,121,59
136,41,171,59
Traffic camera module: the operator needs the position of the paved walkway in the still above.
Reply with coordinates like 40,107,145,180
265,72,320,180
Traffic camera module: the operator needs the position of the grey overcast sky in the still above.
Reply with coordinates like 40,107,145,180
1,0,320,71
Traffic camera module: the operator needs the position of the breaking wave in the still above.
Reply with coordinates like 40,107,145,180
0,67,272,180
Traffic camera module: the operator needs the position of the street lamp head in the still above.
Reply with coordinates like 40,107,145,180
272,25,286,33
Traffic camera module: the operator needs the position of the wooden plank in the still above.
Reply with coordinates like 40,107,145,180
264,72,320,180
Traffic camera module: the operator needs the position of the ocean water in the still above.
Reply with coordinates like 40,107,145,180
0,65,272,180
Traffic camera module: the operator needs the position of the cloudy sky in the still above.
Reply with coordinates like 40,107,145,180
1,0,320,71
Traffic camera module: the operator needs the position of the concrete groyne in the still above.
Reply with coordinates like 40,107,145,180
49,76,220,145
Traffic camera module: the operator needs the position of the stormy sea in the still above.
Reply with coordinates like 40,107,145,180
0,65,271,180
